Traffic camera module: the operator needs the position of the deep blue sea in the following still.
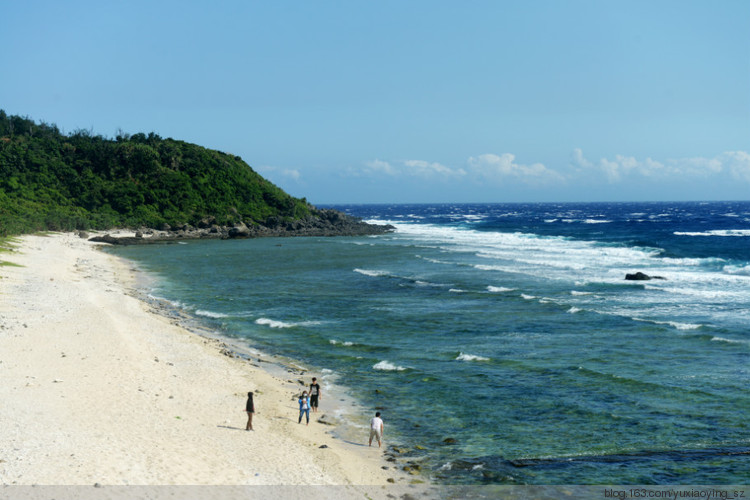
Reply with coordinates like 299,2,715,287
108,202,750,485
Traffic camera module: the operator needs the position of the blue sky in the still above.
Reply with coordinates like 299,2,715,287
2,1,749,204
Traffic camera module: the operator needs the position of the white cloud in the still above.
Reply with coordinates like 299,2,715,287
571,149,750,184
360,159,464,180
355,150,750,195
467,153,565,185
720,151,750,183
258,165,302,181
403,160,466,179
364,159,399,176
571,148,593,171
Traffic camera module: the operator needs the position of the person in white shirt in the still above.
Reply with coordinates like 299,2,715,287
369,412,384,448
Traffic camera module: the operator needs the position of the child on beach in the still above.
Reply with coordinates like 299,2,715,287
309,377,321,413
245,392,254,431
298,391,310,425
369,412,384,448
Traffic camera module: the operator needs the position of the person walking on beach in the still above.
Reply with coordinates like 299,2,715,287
309,377,321,413
245,392,255,431
298,391,310,425
369,412,384,448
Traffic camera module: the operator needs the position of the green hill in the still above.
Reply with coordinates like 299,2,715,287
0,111,317,237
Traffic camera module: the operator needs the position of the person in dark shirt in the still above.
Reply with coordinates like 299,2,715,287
309,377,321,413
245,392,255,431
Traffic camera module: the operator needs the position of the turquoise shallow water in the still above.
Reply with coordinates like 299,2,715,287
108,202,750,484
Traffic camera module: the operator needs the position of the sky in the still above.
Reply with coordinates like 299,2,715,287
2,0,749,204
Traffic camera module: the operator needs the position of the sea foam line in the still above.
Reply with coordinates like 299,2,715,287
354,268,390,277
329,339,354,346
632,317,702,331
456,352,490,362
373,360,407,371
255,318,322,329
195,309,230,319
674,229,750,237
711,336,750,345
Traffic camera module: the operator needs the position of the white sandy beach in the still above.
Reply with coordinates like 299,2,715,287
0,232,424,495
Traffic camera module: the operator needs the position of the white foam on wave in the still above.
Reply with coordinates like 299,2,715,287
387,219,750,329
521,294,536,300
373,360,407,371
148,294,188,310
195,309,230,318
329,339,354,346
648,286,735,300
456,352,490,362
633,317,702,330
583,219,612,224
724,265,750,276
674,229,750,237
354,268,390,277
449,288,466,293
567,307,582,314
665,321,702,331
255,318,294,328
415,280,444,287
255,318,322,329
711,336,750,345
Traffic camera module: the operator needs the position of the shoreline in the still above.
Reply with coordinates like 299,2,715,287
0,232,427,493
132,276,390,455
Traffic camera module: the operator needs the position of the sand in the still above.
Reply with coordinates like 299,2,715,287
0,232,430,497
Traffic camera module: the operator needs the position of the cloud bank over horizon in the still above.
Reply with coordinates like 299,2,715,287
261,149,750,203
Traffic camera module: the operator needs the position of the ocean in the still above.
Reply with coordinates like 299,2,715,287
107,201,750,485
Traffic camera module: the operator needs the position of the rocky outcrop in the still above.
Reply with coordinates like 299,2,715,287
88,209,394,245
625,272,666,281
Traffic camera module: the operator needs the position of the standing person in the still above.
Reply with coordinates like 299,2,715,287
369,411,384,448
298,391,310,425
309,377,321,413
245,392,255,431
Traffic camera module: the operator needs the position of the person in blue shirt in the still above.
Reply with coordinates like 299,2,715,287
298,391,310,425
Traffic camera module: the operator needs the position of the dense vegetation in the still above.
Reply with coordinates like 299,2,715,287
0,111,313,236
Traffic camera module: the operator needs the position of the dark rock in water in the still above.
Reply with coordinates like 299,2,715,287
442,437,458,445
625,272,650,280
625,272,666,281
